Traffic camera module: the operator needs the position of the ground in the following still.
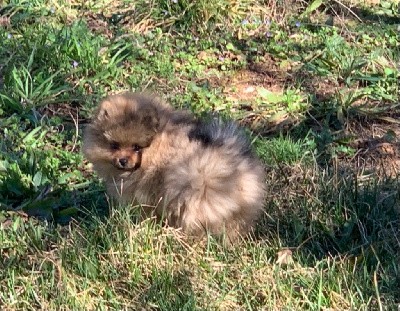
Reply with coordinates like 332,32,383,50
0,0,399,310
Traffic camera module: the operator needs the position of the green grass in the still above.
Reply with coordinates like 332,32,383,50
1,0,400,310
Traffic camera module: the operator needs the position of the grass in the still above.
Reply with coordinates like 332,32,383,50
1,0,400,310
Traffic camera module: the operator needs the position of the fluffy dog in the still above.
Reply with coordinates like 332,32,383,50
83,92,265,240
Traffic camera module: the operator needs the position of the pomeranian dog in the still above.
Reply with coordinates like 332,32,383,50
83,92,265,240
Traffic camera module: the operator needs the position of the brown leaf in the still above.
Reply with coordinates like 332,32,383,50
276,248,294,266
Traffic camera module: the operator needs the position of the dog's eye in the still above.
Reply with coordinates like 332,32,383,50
132,144,142,152
110,141,120,150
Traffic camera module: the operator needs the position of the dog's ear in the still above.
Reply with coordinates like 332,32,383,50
96,99,113,121
141,105,160,132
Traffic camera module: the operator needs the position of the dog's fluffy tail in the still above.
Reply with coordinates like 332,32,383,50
164,119,265,238
188,118,253,157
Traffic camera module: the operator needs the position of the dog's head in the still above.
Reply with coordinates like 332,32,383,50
84,93,166,171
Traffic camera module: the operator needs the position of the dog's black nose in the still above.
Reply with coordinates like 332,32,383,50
118,158,128,167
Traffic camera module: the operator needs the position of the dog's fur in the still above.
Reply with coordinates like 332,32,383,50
83,92,265,240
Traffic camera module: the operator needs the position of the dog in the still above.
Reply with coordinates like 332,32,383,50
83,92,265,241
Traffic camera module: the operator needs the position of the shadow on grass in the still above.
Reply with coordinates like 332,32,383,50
345,5,400,25
0,173,109,225
256,63,399,279
234,26,400,298
256,157,400,301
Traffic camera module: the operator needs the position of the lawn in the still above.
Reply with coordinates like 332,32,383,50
0,0,399,310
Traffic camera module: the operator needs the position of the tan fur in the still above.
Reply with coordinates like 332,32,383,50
83,92,265,241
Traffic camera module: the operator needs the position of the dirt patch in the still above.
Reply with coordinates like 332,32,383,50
201,54,303,132
226,68,285,101
224,54,288,102
202,53,287,103
216,65,399,178
346,119,400,178
295,69,338,103
223,67,298,133
84,13,114,38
